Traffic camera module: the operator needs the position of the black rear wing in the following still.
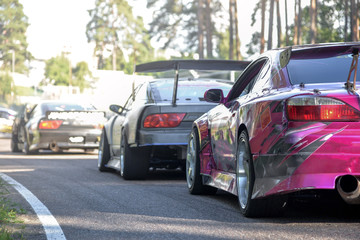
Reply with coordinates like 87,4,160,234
135,59,251,105
46,110,106,125
135,59,250,72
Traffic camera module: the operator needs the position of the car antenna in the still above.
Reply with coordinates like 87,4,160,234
172,62,179,106
345,48,359,92
132,63,136,101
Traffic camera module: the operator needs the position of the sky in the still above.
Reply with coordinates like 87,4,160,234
19,1,296,66
20,0,96,65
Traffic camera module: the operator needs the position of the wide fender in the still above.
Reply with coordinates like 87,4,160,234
193,113,210,150
103,115,116,145
123,104,148,146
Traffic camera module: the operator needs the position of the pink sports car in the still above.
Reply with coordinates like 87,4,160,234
186,42,360,217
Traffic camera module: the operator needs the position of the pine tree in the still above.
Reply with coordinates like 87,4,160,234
0,0,31,73
86,0,153,72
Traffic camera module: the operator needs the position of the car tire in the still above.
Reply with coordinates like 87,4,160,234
237,130,286,217
186,128,217,195
120,131,149,180
23,135,38,155
11,133,21,153
24,136,31,155
98,130,110,172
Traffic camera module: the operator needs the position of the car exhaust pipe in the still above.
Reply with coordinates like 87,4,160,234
336,175,360,204
50,142,60,152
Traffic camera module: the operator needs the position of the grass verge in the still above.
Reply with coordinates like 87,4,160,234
0,179,26,240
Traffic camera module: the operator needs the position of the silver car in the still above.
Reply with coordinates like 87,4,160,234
98,59,250,180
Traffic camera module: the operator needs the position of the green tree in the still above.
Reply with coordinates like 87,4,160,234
147,0,185,50
44,55,70,86
247,1,264,54
229,0,242,59
148,0,225,59
294,0,302,45
285,0,289,45
0,0,32,73
267,0,274,50
334,0,351,41
315,2,342,42
73,61,93,92
309,0,317,44
248,0,346,54
246,31,261,56
300,1,342,44
350,0,359,41
275,0,282,47
0,73,12,101
216,30,230,60
86,0,153,72
45,56,94,92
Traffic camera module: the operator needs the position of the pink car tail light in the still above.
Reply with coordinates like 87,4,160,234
39,120,63,129
287,96,360,121
143,113,186,128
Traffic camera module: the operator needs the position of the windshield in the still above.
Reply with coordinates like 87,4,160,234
287,54,359,85
42,103,96,112
150,79,233,103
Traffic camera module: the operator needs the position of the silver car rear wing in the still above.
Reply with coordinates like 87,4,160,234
135,59,251,106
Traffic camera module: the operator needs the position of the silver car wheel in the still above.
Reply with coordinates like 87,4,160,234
120,137,125,176
186,133,196,189
97,137,104,168
237,136,251,209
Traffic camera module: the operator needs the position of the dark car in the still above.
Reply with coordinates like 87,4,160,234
186,42,360,217
97,59,250,179
11,101,106,154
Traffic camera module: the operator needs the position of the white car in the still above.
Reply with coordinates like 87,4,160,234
0,107,16,134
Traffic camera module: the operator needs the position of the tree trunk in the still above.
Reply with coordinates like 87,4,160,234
268,0,274,50
229,0,234,59
112,44,116,71
358,0,360,42
133,46,137,69
285,0,289,45
276,0,282,48
351,0,360,41
198,0,204,59
111,5,117,71
297,0,302,45
205,0,213,58
260,0,266,53
309,0,317,44
294,0,298,45
98,43,105,69
234,0,241,60
351,0,356,41
344,0,349,41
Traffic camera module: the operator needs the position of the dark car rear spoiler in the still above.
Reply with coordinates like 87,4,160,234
291,42,360,60
135,59,251,105
135,60,250,72
288,42,360,91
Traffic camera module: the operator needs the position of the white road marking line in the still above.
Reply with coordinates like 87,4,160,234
0,172,66,240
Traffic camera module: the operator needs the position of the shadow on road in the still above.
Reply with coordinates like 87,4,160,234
146,169,186,181
208,189,360,223
0,150,98,156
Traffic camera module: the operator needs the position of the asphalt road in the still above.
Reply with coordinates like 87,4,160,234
0,137,360,240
